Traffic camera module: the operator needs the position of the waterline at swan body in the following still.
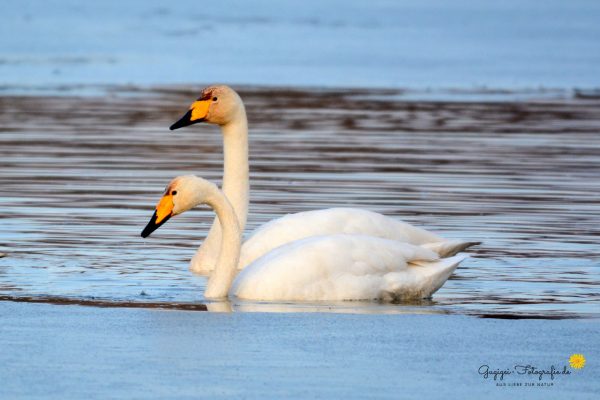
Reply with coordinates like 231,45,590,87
170,85,476,274
141,175,469,301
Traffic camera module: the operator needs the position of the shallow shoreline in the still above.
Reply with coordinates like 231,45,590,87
2,82,596,101
0,295,593,320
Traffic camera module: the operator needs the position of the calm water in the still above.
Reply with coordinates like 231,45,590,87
2,0,600,89
0,86,598,318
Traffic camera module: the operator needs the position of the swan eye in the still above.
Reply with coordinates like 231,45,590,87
171,190,177,195
212,97,218,101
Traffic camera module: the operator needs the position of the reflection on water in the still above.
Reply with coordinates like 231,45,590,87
206,299,450,316
0,86,599,318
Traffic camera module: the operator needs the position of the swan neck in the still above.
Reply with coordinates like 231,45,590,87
204,185,242,299
221,107,249,230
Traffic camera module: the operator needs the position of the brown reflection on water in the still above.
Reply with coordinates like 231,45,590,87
0,86,599,318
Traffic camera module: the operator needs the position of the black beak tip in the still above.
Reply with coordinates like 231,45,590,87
140,227,151,238
141,220,155,238
141,211,171,238
169,120,185,131
169,109,199,131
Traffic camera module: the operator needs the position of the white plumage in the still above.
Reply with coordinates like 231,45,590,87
169,85,476,275
234,234,466,301
239,207,473,269
142,176,473,302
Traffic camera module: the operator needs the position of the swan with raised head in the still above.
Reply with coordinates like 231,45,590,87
169,85,478,274
141,175,468,301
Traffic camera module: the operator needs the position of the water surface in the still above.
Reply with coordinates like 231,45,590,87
0,86,599,318
2,0,600,89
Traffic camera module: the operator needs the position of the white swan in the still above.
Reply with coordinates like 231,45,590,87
141,175,468,301
170,85,478,274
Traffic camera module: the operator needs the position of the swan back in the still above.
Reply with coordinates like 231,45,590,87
239,208,444,268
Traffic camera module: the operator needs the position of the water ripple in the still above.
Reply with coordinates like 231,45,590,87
0,86,599,318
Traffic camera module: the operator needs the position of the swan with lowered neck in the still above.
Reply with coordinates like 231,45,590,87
169,85,478,274
141,175,467,301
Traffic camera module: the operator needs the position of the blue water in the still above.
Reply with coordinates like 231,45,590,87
1,1,599,317
1,88,599,317
2,4,599,399
2,301,599,399
2,0,600,90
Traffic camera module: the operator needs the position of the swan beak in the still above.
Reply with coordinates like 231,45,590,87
169,100,211,130
141,194,174,238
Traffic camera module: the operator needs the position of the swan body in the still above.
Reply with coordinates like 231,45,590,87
234,234,466,302
170,85,477,274
142,176,470,302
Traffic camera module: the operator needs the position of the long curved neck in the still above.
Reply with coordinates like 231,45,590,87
204,184,242,299
220,105,249,230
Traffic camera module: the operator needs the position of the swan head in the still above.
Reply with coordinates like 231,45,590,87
141,175,217,238
170,85,244,130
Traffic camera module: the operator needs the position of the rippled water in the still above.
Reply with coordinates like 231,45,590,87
1,86,599,318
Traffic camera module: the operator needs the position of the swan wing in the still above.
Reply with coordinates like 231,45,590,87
240,208,444,268
232,234,465,302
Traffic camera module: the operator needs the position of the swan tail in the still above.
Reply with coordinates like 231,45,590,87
421,240,480,257
411,254,467,297
382,255,468,301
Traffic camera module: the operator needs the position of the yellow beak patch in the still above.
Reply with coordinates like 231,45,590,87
190,100,211,122
155,194,174,224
